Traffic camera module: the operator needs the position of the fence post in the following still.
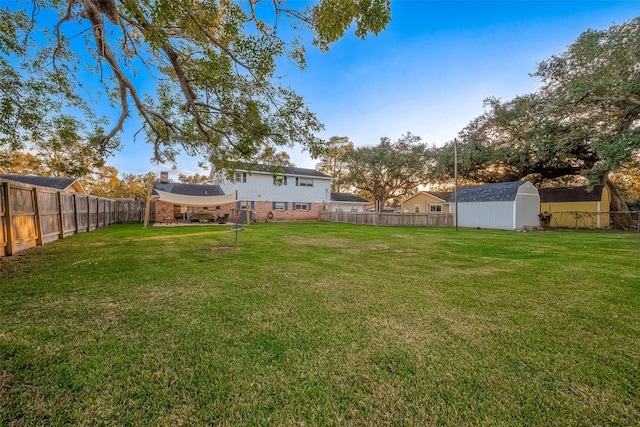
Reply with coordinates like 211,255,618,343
73,194,79,234
57,191,64,239
86,196,91,232
32,187,44,246
3,182,14,256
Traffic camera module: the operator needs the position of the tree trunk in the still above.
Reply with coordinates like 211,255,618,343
604,177,630,213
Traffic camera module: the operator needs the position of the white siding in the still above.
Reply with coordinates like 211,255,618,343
219,173,331,203
330,202,368,212
455,201,515,229
514,182,540,229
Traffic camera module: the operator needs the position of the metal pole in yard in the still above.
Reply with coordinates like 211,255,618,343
454,138,459,232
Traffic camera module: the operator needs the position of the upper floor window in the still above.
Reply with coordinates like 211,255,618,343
234,172,247,183
273,176,287,186
414,204,420,213
430,204,442,212
297,177,314,187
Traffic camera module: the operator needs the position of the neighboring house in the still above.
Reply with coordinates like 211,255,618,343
329,192,370,212
538,185,611,229
152,181,235,222
0,174,86,193
400,191,452,214
450,181,540,230
216,164,332,221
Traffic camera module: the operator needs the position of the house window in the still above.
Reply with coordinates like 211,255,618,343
274,202,285,211
234,172,247,183
273,176,287,186
414,204,420,213
240,202,248,209
334,208,343,212
295,203,309,211
430,204,442,212
297,177,313,187
350,208,358,213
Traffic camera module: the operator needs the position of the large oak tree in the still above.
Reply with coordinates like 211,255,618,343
341,133,430,211
431,17,640,210
1,0,390,168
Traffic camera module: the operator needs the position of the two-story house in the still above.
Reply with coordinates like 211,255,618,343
216,164,332,222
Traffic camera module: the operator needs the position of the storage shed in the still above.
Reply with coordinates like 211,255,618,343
538,185,611,228
450,181,540,230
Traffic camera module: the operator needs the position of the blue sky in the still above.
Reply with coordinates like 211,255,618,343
107,1,640,178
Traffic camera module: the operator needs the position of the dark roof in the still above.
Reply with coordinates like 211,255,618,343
152,183,225,197
450,181,530,203
539,185,604,203
237,164,331,179
424,191,452,202
331,192,369,203
0,174,78,190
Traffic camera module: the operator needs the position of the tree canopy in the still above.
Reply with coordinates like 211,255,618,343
315,136,354,192
1,0,391,168
431,17,640,209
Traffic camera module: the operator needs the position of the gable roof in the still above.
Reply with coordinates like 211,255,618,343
400,190,452,205
424,191,452,203
236,164,331,179
331,192,369,203
451,181,530,203
539,185,605,203
152,182,225,197
0,174,85,193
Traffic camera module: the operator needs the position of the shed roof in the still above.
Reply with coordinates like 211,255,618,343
0,174,85,193
538,185,605,203
331,192,369,203
152,182,225,197
450,181,530,203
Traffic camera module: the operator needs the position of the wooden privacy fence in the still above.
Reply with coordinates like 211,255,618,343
319,211,453,227
0,179,152,257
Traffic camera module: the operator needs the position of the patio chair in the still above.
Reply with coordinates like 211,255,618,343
216,213,229,224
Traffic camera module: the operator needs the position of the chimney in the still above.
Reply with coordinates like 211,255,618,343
160,171,169,183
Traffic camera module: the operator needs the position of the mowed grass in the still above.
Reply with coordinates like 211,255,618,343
1,222,639,426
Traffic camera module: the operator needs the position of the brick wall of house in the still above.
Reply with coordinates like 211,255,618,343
155,201,174,222
253,201,322,222
155,200,323,222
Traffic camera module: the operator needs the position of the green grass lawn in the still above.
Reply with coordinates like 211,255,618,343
1,223,639,426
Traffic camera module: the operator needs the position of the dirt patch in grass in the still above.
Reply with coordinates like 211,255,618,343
286,236,353,248
137,231,224,241
0,370,14,400
211,246,233,252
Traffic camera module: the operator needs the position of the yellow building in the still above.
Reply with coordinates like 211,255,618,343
400,191,451,214
538,185,611,228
